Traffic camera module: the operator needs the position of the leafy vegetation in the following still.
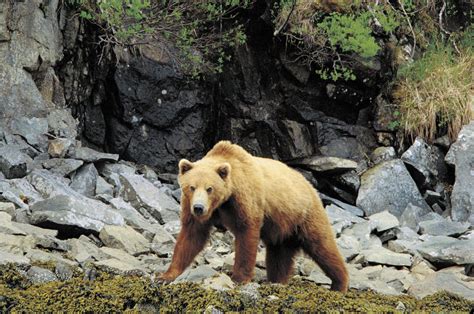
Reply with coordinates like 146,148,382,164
273,0,402,81
69,0,251,76
393,34,473,141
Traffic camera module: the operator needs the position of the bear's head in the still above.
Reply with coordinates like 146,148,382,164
178,158,232,221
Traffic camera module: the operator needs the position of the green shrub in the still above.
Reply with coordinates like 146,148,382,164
273,1,400,81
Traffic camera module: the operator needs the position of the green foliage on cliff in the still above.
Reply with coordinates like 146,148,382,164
70,0,250,76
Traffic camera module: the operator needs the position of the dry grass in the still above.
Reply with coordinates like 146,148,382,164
394,46,473,142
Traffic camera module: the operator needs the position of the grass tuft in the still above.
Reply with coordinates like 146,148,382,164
393,39,473,142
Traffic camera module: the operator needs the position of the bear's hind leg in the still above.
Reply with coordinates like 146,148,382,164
265,241,300,284
302,219,349,292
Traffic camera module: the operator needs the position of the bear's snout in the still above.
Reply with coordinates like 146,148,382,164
192,203,206,216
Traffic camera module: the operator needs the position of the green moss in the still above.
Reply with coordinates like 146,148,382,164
0,267,472,313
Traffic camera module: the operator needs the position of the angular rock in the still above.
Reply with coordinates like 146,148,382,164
120,173,179,224
42,158,83,177
150,229,176,257
55,263,75,281
0,64,47,126
368,211,399,232
399,204,431,232
370,146,396,165
0,145,32,179
27,266,57,284
35,235,71,252
99,247,144,267
361,247,413,267
333,170,360,194
320,193,364,216
408,268,474,301
9,116,48,149
70,163,98,197
99,225,149,255
30,195,124,234
0,251,30,265
48,138,73,158
12,222,58,237
98,162,136,179
0,212,27,235
68,238,107,263
326,204,365,226
25,248,77,266
47,110,78,139
0,202,15,216
357,160,430,217
293,156,357,173
95,176,114,196
336,234,360,261
445,121,474,224
202,273,235,291
342,221,375,250
401,137,448,188
69,147,119,163
415,236,474,265
419,219,470,236
175,265,217,283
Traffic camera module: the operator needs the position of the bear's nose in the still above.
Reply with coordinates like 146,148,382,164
193,204,205,216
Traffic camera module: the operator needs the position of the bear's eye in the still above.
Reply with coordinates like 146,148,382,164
206,187,213,194
190,186,196,192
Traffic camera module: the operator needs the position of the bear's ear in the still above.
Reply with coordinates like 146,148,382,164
217,163,231,180
179,159,193,175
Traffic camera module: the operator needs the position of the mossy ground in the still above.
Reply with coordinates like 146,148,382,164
1,265,472,313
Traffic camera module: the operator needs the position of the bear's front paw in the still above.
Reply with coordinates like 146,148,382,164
231,273,252,284
156,272,178,283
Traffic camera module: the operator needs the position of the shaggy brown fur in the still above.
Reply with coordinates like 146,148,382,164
158,141,349,292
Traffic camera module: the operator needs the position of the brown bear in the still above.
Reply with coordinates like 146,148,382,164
158,141,349,291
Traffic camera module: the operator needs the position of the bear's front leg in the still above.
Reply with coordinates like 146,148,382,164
158,219,211,282
231,224,260,284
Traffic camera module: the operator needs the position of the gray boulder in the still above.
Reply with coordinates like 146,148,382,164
30,195,124,233
175,265,217,283
99,225,149,255
360,247,413,267
26,266,58,284
445,121,474,224
415,236,474,265
42,158,84,177
9,116,48,150
0,64,47,126
292,156,357,173
370,146,396,165
0,145,32,179
120,173,180,224
419,219,470,237
69,147,119,163
401,137,448,188
399,204,431,232
356,159,430,217
70,164,99,197
408,268,474,301
368,211,399,232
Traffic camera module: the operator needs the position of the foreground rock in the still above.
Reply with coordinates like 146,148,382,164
356,160,430,217
445,121,474,224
